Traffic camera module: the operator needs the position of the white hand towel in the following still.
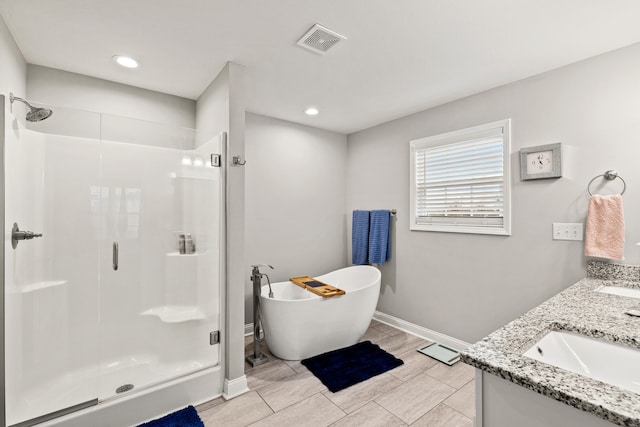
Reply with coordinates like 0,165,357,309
584,194,625,260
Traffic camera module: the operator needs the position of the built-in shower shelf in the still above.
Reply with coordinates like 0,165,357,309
140,305,206,323
174,172,216,181
8,280,68,294
166,252,206,257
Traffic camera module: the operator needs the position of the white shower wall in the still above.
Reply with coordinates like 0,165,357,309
4,126,102,423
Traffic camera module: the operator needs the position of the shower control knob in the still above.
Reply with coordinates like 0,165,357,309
11,223,43,249
20,231,42,239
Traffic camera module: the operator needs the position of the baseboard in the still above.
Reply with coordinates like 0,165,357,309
222,376,249,400
244,323,253,336
373,311,471,352
247,315,471,351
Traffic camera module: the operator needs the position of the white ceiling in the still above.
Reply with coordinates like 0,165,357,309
2,0,640,134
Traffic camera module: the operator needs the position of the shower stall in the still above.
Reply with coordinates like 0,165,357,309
2,95,226,426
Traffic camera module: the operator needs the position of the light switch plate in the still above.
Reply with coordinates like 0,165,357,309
553,223,583,241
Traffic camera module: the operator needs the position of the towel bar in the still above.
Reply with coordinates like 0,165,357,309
587,170,626,196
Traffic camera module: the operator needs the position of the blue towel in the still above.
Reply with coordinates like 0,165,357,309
368,210,391,264
352,210,370,265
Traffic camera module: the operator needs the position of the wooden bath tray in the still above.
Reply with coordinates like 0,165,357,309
289,276,346,298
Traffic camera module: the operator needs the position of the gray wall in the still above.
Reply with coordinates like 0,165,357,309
244,113,348,323
0,16,26,108
27,65,196,128
196,63,247,389
347,42,640,344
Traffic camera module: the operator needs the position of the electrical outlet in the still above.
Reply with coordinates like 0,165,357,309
553,223,583,241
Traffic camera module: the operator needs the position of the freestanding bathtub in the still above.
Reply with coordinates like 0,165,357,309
260,265,381,360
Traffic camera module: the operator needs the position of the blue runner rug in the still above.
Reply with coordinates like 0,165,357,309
301,340,403,392
137,405,204,427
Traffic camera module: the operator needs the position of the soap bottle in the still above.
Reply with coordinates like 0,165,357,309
185,233,195,254
178,233,186,254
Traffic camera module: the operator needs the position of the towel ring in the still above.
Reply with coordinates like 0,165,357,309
587,170,626,196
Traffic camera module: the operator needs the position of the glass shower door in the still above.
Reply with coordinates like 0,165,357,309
96,116,222,400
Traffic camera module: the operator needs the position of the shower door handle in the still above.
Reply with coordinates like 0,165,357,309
113,241,119,271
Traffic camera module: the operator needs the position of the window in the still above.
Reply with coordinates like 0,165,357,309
410,119,511,235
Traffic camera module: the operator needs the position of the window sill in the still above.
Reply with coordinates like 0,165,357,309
410,224,511,236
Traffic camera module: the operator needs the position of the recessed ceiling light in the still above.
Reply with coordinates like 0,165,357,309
305,107,319,116
113,55,140,69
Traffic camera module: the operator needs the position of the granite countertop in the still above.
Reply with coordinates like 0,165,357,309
461,261,640,426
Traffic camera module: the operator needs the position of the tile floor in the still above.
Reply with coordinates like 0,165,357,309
197,320,475,426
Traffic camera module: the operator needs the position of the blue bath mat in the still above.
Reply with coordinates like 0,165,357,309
301,341,403,392
137,405,204,427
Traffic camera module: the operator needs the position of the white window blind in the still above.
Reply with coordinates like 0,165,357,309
410,119,511,235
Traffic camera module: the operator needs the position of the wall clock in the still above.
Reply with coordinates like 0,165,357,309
520,143,562,180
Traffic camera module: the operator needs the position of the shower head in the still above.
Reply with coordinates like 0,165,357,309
26,106,53,122
10,93,53,122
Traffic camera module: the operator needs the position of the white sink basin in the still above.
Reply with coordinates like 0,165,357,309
595,285,640,299
523,330,640,394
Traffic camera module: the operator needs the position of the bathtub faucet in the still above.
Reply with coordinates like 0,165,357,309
247,264,275,367
251,264,274,298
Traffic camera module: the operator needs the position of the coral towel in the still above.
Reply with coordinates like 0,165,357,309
584,194,625,260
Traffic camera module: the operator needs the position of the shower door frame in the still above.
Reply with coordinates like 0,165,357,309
1,94,7,427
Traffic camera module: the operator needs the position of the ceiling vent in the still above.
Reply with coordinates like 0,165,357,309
296,24,346,54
